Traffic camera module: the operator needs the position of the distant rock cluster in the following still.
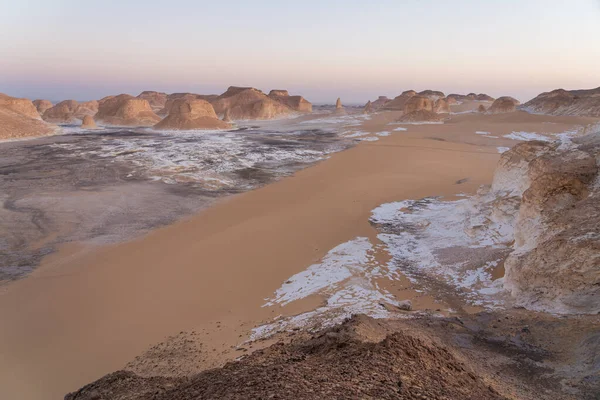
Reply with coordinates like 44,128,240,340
521,87,600,117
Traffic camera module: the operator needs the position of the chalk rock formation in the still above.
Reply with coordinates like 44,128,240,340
335,98,343,109
371,96,391,110
222,108,232,122
158,93,219,116
137,91,168,112
521,87,600,117
418,90,445,101
433,98,450,113
478,104,487,113
363,100,373,114
42,100,80,123
403,95,434,114
487,96,520,114
0,93,41,120
0,93,56,140
475,94,495,101
81,115,98,129
447,93,495,103
32,99,53,115
211,87,293,120
95,94,161,126
396,110,444,123
154,99,232,130
75,100,99,119
490,133,600,314
382,90,417,111
268,90,312,113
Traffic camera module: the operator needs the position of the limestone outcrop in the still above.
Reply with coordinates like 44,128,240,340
447,93,495,103
137,91,168,112
154,99,232,130
0,93,56,140
42,100,80,123
74,100,98,119
433,98,450,113
335,98,343,109
521,87,600,117
403,95,433,114
81,115,98,129
487,96,520,114
382,90,417,111
487,132,600,314
395,110,444,123
478,104,487,113
157,93,219,116
371,96,391,110
418,90,445,100
32,99,53,115
268,90,312,113
95,94,161,126
211,87,293,120
363,100,373,114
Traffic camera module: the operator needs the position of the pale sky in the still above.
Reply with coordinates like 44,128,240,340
1,0,599,104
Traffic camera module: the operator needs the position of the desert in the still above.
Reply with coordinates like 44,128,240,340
1,3,599,399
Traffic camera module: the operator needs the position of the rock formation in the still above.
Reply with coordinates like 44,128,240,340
418,90,445,100
32,99,53,115
487,96,520,114
154,99,232,130
371,96,391,110
382,90,417,111
95,94,161,126
487,132,600,314
363,100,373,114
447,93,495,103
211,87,293,120
268,90,312,113
222,108,232,122
433,98,450,113
137,91,168,112
42,100,80,123
157,93,219,116
403,95,434,114
478,104,487,113
396,110,444,123
74,100,99,119
521,87,600,117
81,115,98,129
0,93,56,140
335,98,343,109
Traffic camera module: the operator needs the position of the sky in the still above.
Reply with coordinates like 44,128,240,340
1,0,599,104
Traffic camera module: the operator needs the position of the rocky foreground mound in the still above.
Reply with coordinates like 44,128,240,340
154,99,231,130
268,90,312,113
0,93,56,140
211,87,293,120
491,132,600,314
95,94,161,126
521,87,600,117
487,96,520,114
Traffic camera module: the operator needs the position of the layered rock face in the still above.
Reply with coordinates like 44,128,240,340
487,96,520,114
95,94,161,126
32,99,53,115
521,87,600,117
491,133,600,314
0,93,55,140
211,87,293,120
268,90,312,113
154,99,232,130
382,90,417,110
137,91,168,112
81,115,98,129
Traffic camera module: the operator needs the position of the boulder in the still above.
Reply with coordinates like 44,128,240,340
95,94,161,126
477,104,487,113
268,90,312,113
487,96,520,114
0,93,56,140
521,87,600,117
211,86,293,120
42,100,80,123
81,115,98,129
32,99,53,115
154,99,232,130
137,91,168,112
382,90,417,111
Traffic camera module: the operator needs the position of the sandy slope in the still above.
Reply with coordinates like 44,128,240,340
0,111,595,399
